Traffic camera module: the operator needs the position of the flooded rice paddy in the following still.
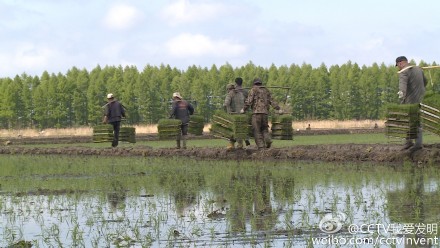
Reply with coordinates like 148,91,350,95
0,155,439,247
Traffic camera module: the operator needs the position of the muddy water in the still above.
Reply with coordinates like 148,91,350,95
0,155,439,247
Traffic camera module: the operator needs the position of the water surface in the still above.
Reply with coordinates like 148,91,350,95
0,155,439,247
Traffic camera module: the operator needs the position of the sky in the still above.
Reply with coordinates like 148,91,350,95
1,0,440,78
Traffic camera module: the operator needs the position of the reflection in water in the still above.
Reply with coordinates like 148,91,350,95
387,167,440,248
1,156,440,247
158,169,205,217
107,181,127,210
226,168,278,233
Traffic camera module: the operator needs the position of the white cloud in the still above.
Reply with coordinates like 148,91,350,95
100,43,124,61
166,33,246,58
360,38,384,51
103,4,141,30
12,43,57,71
161,0,227,25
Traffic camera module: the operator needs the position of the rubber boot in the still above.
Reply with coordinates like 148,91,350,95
182,135,187,149
176,140,181,149
236,139,244,149
401,140,414,150
409,127,423,152
227,141,235,150
255,138,265,150
263,130,272,148
265,140,272,148
415,127,423,147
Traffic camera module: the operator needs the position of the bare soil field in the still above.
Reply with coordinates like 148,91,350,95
1,128,439,165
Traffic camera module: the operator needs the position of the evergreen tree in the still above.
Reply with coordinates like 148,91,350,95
1,60,438,129
70,68,89,126
122,65,140,124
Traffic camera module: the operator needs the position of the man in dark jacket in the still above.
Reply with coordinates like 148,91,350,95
241,78,281,149
396,56,427,151
170,92,194,149
103,93,126,147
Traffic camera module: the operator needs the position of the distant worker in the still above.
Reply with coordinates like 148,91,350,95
234,77,251,146
241,78,281,149
170,92,194,149
103,93,126,148
395,56,427,152
223,83,245,149
224,83,238,114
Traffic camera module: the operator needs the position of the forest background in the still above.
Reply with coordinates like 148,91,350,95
1,60,439,129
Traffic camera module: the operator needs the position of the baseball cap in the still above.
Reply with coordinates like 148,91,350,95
395,56,408,66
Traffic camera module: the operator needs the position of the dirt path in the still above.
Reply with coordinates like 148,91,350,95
1,143,438,165
1,128,384,145
1,129,438,165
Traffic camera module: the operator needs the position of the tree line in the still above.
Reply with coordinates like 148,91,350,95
1,60,439,129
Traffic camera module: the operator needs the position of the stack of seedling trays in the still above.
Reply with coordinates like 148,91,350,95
93,125,113,143
93,125,136,143
119,127,136,143
158,119,182,140
420,93,440,136
271,114,293,140
188,114,204,136
385,104,420,139
210,111,250,140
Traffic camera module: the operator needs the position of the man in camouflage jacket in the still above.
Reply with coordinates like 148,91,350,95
241,78,280,149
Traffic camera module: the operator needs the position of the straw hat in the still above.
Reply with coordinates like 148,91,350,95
172,92,182,99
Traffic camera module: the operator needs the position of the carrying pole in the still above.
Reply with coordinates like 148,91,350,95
421,66,440,87
421,66,440,70
244,85,291,104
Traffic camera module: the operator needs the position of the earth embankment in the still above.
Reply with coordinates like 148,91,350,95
0,143,438,165
1,128,438,165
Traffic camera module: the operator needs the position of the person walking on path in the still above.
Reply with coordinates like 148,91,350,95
103,93,126,147
241,78,281,149
396,56,427,152
170,92,194,149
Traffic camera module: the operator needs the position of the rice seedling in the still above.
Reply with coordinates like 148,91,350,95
0,155,439,246
157,119,182,140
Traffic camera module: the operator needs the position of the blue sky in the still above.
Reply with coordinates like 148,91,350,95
1,0,439,77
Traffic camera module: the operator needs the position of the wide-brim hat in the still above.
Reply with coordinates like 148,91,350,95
172,92,182,99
